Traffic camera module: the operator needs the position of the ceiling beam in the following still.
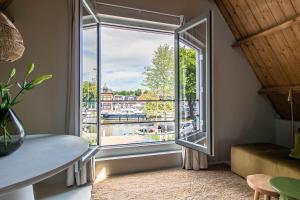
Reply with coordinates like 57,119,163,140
232,14,300,47
258,85,300,95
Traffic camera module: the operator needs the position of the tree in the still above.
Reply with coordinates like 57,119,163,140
82,81,97,103
143,44,174,120
179,47,197,119
144,44,174,98
114,90,134,96
134,89,142,97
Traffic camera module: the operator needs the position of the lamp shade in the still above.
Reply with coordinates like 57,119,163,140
0,11,25,62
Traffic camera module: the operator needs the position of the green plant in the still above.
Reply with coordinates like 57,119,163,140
0,63,52,145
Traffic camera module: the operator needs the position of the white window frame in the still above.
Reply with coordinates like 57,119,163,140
81,14,182,158
175,11,214,156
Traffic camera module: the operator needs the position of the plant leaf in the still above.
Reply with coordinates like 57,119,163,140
9,68,16,79
24,83,34,90
26,63,35,75
30,74,52,87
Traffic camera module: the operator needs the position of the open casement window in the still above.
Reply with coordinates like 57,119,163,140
175,11,213,155
81,0,182,156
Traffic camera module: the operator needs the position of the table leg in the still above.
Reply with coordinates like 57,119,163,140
0,185,35,200
254,190,260,200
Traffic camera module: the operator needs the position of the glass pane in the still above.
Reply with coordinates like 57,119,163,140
100,122,175,146
100,25,175,146
177,17,208,149
81,123,97,145
81,27,98,145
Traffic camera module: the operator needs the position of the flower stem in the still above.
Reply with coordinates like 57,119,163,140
11,88,25,105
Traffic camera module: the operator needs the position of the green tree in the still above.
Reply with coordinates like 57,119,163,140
82,81,97,102
179,47,197,119
114,90,135,96
144,44,174,98
143,44,174,120
134,89,142,97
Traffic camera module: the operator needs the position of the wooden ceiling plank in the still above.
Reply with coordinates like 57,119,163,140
215,0,242,39
292,23,300,43
291,0,300,13
276,0,297,18
258,37,293,85
277,31,300,80
230,0,261,35
281,27,300,73
267,33,300,84
221,0,249,37
232,14,300,47
265,0,286,23
245,41,276,85
245,0,269,29
240,43,272,86
254,0,278,27
252,38,289,85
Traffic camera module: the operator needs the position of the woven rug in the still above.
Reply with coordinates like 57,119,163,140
92,165,254,200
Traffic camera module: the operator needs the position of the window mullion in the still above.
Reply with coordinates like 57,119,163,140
97,23,101,146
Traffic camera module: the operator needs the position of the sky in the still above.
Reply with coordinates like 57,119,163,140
83,26,174,91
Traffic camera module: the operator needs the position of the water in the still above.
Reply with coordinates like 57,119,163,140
100,122,175,137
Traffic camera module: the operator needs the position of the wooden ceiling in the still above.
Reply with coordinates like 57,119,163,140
215,0,300,120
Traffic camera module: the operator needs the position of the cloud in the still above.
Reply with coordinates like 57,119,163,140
83,26,174,91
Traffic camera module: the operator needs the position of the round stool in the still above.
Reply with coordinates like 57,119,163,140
247,174,279,200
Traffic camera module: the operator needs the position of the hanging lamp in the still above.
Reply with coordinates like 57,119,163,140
0,11,24,62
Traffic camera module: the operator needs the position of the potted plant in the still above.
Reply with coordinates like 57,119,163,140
0,63,52,156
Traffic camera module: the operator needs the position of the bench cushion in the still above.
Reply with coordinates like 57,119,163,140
231,143,300,179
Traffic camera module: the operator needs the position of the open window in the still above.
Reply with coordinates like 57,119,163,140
80,0,213,157
80,0,182,156
175,11,213,155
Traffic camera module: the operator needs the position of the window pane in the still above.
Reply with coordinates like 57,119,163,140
178,18,208,149
82,27,98,145
101,122,175,146
100,26,175,146
81,123,97,146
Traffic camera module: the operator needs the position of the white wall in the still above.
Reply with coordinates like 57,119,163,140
97,0,276,162
1,0,69,134
0,0,276,162
211,2,276,161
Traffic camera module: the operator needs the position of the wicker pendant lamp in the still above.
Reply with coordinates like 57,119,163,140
0,11,24,62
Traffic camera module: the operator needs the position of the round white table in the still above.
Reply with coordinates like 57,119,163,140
0,134,88,200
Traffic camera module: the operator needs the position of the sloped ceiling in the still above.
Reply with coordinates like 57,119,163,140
215,0,300,120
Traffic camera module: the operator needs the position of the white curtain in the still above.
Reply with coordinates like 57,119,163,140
65,0,95,186
66,157,96,186
182,147,208,170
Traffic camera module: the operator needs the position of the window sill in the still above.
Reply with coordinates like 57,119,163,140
95,150,182,162
95,142,181,159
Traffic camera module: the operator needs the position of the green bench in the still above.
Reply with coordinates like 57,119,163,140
231,143,300,179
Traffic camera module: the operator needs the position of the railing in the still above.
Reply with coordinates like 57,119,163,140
82,99,175,125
